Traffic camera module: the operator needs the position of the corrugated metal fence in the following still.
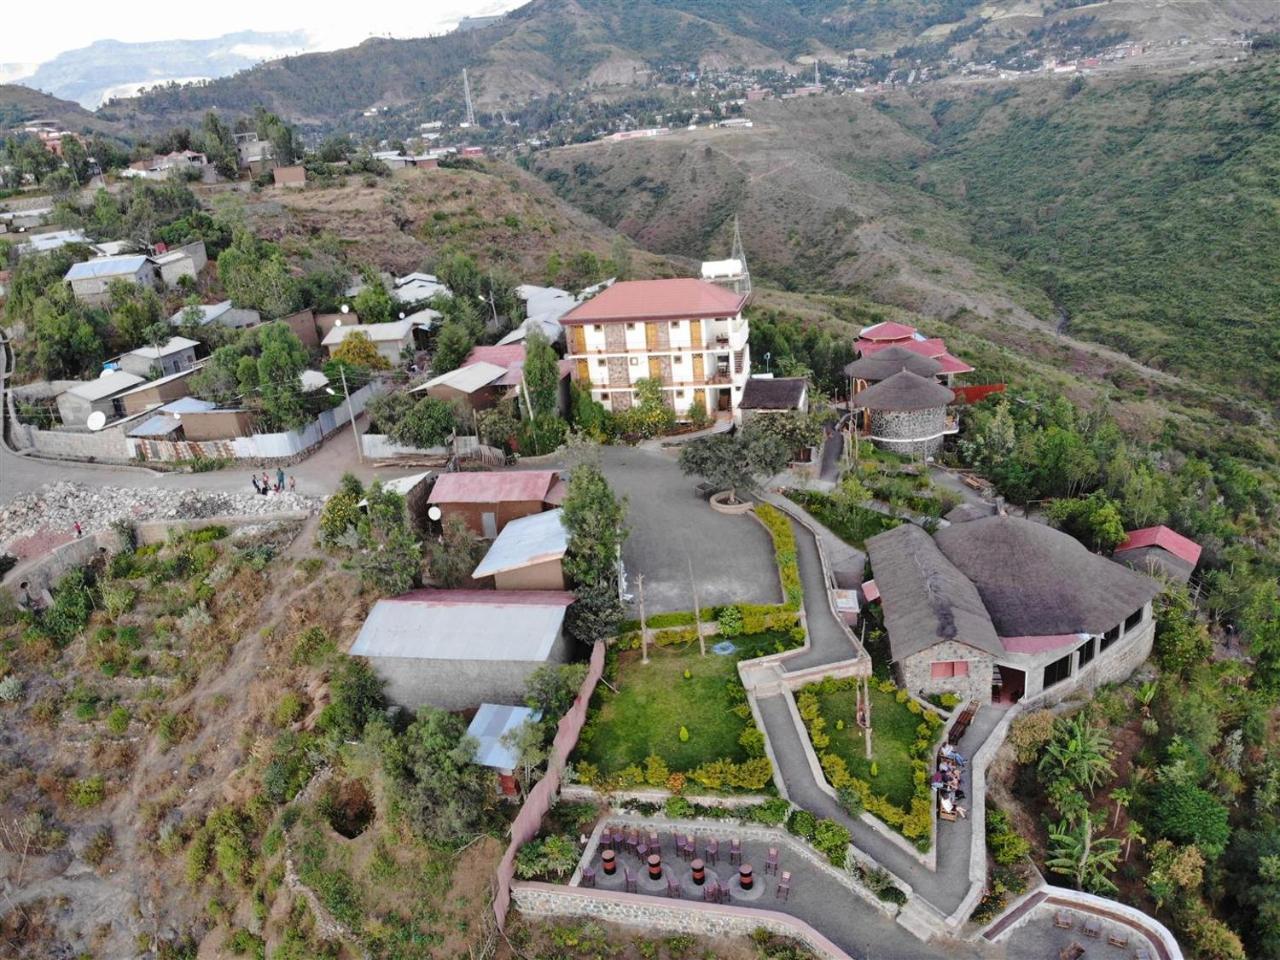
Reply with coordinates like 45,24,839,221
951,383,1006,405
493,639,606,929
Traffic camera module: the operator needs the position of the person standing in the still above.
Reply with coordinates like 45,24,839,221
262,471,271,494
251,475,262,495
276,467,285,492
288,475,296,493
73,521,82,539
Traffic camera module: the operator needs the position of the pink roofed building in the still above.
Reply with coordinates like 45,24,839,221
428,470,566,538
1113,526,1202,584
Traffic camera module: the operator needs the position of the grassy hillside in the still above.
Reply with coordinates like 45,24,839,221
531,55,1280,408
0,84,128,137
920,57,1280,402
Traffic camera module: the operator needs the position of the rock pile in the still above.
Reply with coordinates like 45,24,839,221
0,481,319,551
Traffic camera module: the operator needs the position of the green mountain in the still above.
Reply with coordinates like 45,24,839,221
530,55,1280,407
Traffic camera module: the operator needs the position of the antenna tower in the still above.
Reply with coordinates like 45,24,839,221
731,215,752,297
462,68,476,127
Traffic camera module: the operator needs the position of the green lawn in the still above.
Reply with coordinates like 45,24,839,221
786,491,901,549
815,686,930,808
578,632,789,774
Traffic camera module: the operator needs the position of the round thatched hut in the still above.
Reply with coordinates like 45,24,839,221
853,369,955,457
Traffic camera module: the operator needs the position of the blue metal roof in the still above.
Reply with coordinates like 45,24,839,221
466,704,541,770
128,415,181,438
159,397,216,414
65,255,150,281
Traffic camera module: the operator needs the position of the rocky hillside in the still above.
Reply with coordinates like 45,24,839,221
531,54,1280,407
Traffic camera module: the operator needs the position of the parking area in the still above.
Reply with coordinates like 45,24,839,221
595,447,780,614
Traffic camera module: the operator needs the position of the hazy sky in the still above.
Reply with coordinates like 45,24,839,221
3,0,522,68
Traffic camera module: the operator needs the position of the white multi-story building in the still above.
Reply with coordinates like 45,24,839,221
562,278,751,416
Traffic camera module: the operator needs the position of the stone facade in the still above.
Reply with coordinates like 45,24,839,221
511,883,851,959
868,406,946,458
896,603,1155,707
900,640,994,704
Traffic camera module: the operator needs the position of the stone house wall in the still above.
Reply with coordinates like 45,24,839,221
868,407,945,458
900,640,994,704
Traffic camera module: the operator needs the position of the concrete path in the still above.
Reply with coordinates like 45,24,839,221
819,427,844,483
770,512,861,673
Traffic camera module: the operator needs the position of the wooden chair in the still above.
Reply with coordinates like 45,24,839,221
703,879,720,903
939,807,958,822
1059,943,1085,960
1083,917,1102,939
625,828,639,854
764,847,779,876
729,838,742,865
580,865,596,888
705,838,719,865
775,870,792,902
1054,909,1074,930
666,875,682,898
624,867,638,894
1107,929,1130,949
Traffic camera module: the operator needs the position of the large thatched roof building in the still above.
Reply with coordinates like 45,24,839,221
866,517,1160,706
852,370,957,458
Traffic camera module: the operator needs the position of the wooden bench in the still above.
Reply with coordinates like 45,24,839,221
949,704,977,744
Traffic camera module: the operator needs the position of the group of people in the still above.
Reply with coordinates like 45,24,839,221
251,469,295,496
933,742,969,819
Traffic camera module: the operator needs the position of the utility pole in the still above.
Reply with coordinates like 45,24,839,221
637,573,649,665
687,550,705,656
341,366,363,464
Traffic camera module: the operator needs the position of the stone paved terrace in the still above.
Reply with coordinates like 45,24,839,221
995,895,1174,960
574,823,988,960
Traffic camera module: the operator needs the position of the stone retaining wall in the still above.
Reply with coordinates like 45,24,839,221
512,882,852,959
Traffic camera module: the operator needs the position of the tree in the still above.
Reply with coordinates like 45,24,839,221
1046,814,1123,895
1145,839,1205,908
561,457,627,644
1111,787,1132,828
217,231,300,318
1037,714,1116,795
29,285,105,379
254,323,310,430
619,377,675,438
201,111,240,179
331,331,390,371
381,706,490,840
425,515,485,588
1152,781,1231,860
1045,492,1126,552
524,663,589,720
353,482,421,596
1153,586,1212,676
318,658,384,740
352,275,395,325
678,430,790,504
1244,586,1280,696
521,329,560,418
107,281,165,350
499,720,548,798
432,321,474,374
390,396,455,450
742,409,824,456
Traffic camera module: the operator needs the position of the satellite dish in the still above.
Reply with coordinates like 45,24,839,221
427,505,442,522
340,303,350,314
86,411,107,431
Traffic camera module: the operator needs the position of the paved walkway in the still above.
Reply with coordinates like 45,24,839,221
771,511,862,673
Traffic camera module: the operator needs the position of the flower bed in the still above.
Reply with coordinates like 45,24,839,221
785,490,901,549
752,502,803,610
797,677,943,851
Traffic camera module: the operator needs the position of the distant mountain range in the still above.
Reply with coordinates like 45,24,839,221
13,30,310,108
88,0,1276,133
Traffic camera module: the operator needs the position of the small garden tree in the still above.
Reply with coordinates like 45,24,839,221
382,706,490,840
432,320,474,374
1046,813,1123,895
1037,714,1116,795
521,329,560,418
561,456,627,643
425,515,485,588
678,430,790,504
331,331,390,371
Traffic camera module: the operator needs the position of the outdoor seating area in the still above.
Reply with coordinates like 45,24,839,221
1003,902,1165,960
579,825,799,907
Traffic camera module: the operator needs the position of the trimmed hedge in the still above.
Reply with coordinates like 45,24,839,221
798,678,942,851
753,503,803,610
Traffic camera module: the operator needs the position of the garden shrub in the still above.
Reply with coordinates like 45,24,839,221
753,504,803,610
665,796,693,819
716,605,744,637
69,775,106,807
644,754,669,787
812,819,851,866
738,726,766,757
1008,709,1056,764
786,809,817,840
747,797,792,826
986,809,1031,865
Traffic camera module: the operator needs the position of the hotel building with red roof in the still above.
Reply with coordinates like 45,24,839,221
562,278,751,417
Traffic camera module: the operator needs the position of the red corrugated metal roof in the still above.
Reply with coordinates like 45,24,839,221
429,470,558,504
1116,526,1202,567
466,343,526,368
562,279,748,324
935,353,974,374
860,337,947,358
860,321,918,341
383,588,574,607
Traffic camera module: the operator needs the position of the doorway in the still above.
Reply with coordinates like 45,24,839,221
993,665,1025,705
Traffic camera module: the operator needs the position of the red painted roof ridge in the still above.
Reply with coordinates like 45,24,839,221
1117,526,1202,567
562,278,748,324
861,321,918,341
384,588,575,606
428,470,558,504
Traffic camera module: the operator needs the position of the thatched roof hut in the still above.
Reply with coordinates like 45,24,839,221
844,346,942,382
853,370,955,411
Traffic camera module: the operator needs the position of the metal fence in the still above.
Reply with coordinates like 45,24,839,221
493,639,606,929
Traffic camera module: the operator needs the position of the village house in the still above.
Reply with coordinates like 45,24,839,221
169,300,261,330
428,470,565,539
563,278,752,417
117,367,200,416
64,255,157,307
348,590,575,711
272,165,306,188
854,321,973,385
851,369,957,458
125,397,218,442
18,229,89,257
471,508,568,590
152,241,208,287
865,516,1160,707
844,346,943,389
392,272,451,303
736,376,809,424
466,703,542,797
116,337,200,378
1113,525,1202,584
55,371,146,427
321,317,431,364
414,343,571,415
359,471,434,531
